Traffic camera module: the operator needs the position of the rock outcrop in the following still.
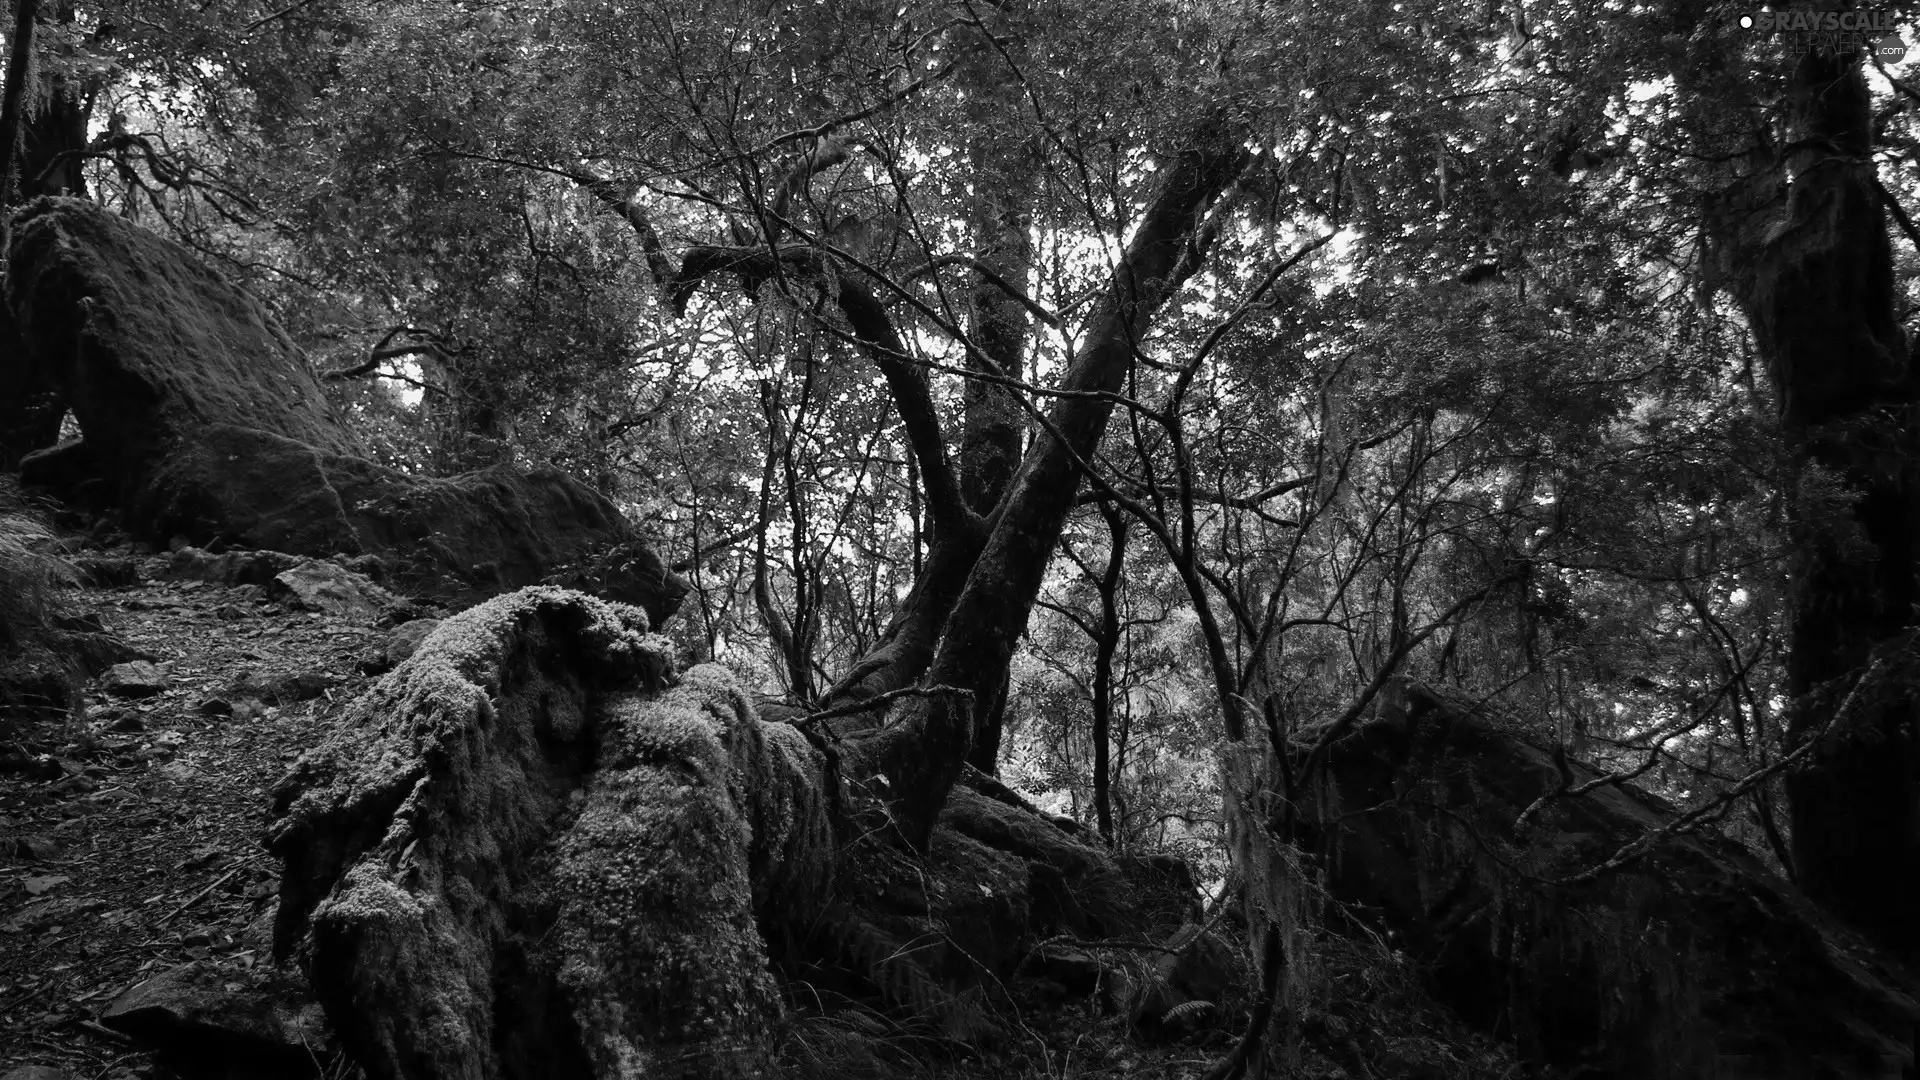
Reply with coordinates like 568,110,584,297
4,199,686,621
1300,679,1920,1080
99,961,330,1079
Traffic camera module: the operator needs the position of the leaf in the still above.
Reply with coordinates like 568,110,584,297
1162,999,1214,1022
23,875,71,896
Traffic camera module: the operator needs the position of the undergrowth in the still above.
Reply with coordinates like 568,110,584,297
0,476,76,650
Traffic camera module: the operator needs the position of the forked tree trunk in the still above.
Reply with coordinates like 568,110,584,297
846,117,1251,849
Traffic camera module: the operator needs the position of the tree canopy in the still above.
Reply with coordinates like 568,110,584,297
5,0,1920,1070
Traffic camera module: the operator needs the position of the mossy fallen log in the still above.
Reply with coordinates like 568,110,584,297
268,587,1205,1079
268,588,829,1079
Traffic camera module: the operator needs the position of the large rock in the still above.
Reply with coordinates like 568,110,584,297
5,199,687,621
7,199,358,465
99,659,168,697
99,961,330,1078
1299,679,1920,1080
270,560,394,621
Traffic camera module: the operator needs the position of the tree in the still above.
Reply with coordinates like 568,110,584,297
1707,47,1920,957
16,0,1920,1072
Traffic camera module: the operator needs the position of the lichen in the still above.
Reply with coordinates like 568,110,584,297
268,587,677,1078
549,666,819,1078
270,591,841,1079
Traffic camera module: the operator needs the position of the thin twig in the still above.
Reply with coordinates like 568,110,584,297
794,683,974,727
158,865,245,925
1550,657,1887,886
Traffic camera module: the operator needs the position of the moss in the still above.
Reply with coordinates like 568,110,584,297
269,588,675,1078
550,669,796,1078
271,592,842,1079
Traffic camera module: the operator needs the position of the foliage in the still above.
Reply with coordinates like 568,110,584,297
10,0,1920,963
0,476,74,651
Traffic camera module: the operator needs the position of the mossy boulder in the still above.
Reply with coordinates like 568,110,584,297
1302,678,1920,1080
5,199,687,621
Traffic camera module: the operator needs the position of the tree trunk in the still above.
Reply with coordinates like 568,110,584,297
1716,51,1920,958
851,116,1251,849
1091,502,1128,844
0,0,63,469
3,0,91,206
0,0,42,207
270,589,832,1080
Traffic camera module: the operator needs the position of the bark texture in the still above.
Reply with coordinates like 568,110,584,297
267,587,1204,1079
268,588,832,1080
1709,52,1920,957
853,117,1251,848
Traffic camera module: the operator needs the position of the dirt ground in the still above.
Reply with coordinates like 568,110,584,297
1,556,384,1079
1,548,1520,1080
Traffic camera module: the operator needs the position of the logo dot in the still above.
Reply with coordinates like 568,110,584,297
1739,14,1754,28
1879,34,1909,64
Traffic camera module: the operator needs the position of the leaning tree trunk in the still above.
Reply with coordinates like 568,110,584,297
1714,50,1920,958
846,116,1251,850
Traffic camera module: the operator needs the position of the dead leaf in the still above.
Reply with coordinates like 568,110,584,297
24,875,72,896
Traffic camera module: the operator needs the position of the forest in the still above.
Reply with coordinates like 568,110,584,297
2,0,1920,1078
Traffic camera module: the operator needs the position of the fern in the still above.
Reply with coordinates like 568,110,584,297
0,479,76,651
816,907,948,1022
813,906,999,1042
1162,999,1215,1023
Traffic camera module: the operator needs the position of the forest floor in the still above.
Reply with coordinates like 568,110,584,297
0,555,379,1080
0,542,1519,1080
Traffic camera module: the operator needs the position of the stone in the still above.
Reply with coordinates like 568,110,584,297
1128,924,1244,1037
7,199,688,622
940,785,1198,939
99,962,329,1078
69,553,139,587
100,660,167,697
924,827,1032,979
58,629,152,676
199,698,234,717
0,649,80,719
1023,947,1105,996
165,546,301,588
9,833,59,860
270,560,391,621
231,668,333,705
1,1066,79,1080
1298,678,1920,1080
16,438,109,515
1164,926,1241,1007
383,618,441,667
0,295,63,471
